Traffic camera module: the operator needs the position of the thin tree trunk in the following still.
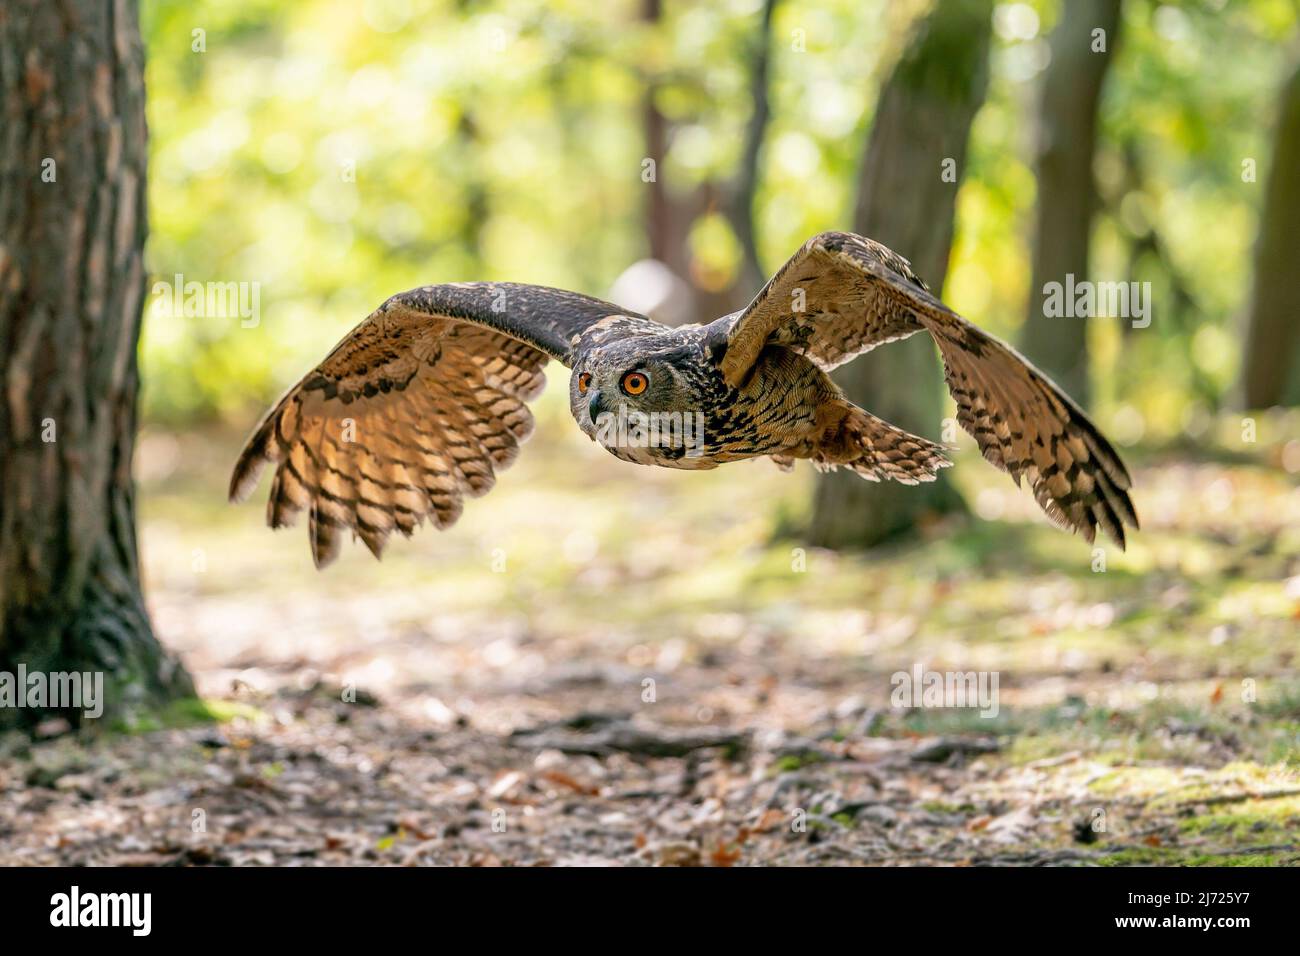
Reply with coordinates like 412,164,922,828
808,0,992,550
1239,57,1300,409
727,0,781,298
640,0,689,276
0,0,193,729
455,109,490,271
634,0,781,322
1018,0,1123,405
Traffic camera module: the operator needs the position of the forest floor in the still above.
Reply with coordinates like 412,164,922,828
1,409,1298,866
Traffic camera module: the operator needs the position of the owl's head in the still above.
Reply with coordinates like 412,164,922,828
568,339,708,464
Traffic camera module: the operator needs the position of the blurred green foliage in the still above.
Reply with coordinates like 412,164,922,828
140,0,1296,441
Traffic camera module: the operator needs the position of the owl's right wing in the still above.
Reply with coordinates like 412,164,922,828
229,283,650,567
720,232,1137,549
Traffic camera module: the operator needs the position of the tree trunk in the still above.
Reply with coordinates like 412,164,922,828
1238,57,1300,409
0,0,193,730
1017,0,1122,405
807,0,992,550
641,0,678,272
726,0,781,299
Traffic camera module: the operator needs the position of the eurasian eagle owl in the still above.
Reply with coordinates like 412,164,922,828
231,232,1137,566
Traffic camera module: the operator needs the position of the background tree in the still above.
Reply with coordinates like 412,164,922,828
1018,0,1123,405
807,0,992,549
724,0,782,300
1238,56,1300,409
622,0,782,326
641,0,686,277
0,0,193,728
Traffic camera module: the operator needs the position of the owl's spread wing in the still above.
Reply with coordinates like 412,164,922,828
721,232,1138,548
719,231,931,379
229,283,647,566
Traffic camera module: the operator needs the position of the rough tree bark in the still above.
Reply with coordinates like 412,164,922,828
0,0,193,729
807,0,992,549
1017,0,1123,405
1238,57,1300,409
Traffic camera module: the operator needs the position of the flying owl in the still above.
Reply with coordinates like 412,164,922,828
230,231,1137,566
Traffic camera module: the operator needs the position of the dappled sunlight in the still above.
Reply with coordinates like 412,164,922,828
3,0,1296,874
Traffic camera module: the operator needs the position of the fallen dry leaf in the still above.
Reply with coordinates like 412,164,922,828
540,769,598,796
754,808,786,833
710,842,742,867
487,770,527,799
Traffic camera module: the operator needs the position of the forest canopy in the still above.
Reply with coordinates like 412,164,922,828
138,0,1298,441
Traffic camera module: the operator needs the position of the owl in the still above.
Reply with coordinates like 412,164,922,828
230,231,1137,566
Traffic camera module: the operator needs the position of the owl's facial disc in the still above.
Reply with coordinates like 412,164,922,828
574,361,671,423
571,355,706,463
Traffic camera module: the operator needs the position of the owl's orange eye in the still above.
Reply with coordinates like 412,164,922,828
577,372,592,394
620,371,649,396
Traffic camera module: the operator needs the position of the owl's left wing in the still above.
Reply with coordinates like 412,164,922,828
720,232,1138,548
229,283,648,566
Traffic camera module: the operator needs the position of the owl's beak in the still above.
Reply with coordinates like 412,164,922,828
587,389,606,424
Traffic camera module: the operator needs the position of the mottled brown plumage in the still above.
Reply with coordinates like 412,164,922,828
231,232,1137,565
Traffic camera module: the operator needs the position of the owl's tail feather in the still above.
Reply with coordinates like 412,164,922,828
812,400,952,486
